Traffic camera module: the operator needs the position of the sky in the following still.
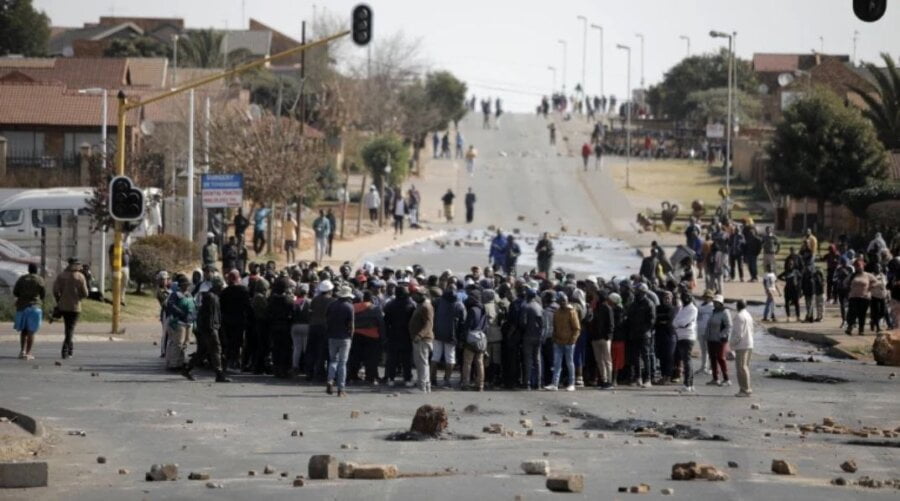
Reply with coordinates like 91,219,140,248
36,0,900,112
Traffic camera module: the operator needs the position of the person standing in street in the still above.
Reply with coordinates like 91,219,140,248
520,288,544,390
409,285,434,392
325,285,355,396
489,230,508,273
673,292,698,392
590,290,614,389
407,186,421,229
432,284,465,388
846,259,875,336
289,283,311,377
461,284,488,391
581,142,592,171
384,285,416,387
731,299,754,397
743,226,762,282
432,131,440,159
593,141,603,170
283,213,298,264
165,276,197,370
13,263,44,360
455,131,465,159
762,226,780,275
441,189,455,223
627,286,656,387
233,208,250,240
762,265,781,322
705,295,732,387
252,206,271,255
535,233,554,276
505,236,521,277
363,186,380,223
464,188,476,224
53,258,88,360
544,293,581,391
695,290,714,375
393,193,407,237
219,270,250,371
326,209,337,257
202,233,218,270
465,145,478,176
182,275,231,382
313,210,331,263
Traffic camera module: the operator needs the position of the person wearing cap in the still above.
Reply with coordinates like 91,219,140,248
731,299,754,396
540,289,560,385
384,285,416,387
705,294,732,387
13,263,45,361
182,275,230,382
219,270,251,371
695,290,715,375
53,257,89,360
307,279,336,381
325,285,355,396
165,276,197,370
409,284,435,392
202,232,219,269
545,293,581,391
461,284,488,390
289,283,311,376
626,283,656,388
364,185,381,223
433,284,466,387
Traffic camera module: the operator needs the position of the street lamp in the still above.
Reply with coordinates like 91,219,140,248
577,15,587,97
172,34,179,87
590,24,604,101
78,87,108,294
635,33,645,89
547,65,557,93
558,39,568,94
710,29,736,211
819,35,824,53
616,43,632,190
679,35,691,57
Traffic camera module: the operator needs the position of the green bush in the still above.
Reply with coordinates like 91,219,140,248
129,234,195,291
840,181,900,217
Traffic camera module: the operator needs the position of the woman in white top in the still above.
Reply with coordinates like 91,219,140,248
731,299,755,397
673,292,698,392
695,290,715,375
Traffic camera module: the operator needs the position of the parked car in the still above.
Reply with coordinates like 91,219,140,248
0,261,27,297
0,238,39,266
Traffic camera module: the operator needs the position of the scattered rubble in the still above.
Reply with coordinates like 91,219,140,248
831,477,848,486
145,464,178,482
520,419,533,429
351,464,399,480
118,468,129,475
727,461,739,468
293,477,305,487
188,472,210,481
628,483,651,493
96,456,106,464
350,410,360,419
521,460,550,475
841,459,858,473
671,462,728,481
661,487,674,495
571,410,727,441
263,465,275,474
290,430,303,437
769,354,820,363
771,460,797,475
546,474,583,493
283,413,290,420
463,404,479,414
308,455,338,480
768,371,849,384
411,405,448,436
206,481,223,489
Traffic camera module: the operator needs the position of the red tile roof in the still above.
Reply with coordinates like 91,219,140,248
752,53,799,73
0,82,138,127
0,58,129,89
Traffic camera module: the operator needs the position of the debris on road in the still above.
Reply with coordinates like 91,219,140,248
520,460,549,475
283,413,290,420
188,472,210,480
767,371,849,384
350,410,360,419
206,481,223,489
351,464,399,480
661,487,674,495
671,462,728,481
96,456,106,464
411,405,448,436
628,483,651,493
727,461,739,468
293,477,305,487
841,459,858,473
263,465,275,474
308,455,338,480
291,430,303,437
145,464,178,481
769,354,820,363
832,477,848,486
546,473,583,493
771,459,797,475
571,410,727,441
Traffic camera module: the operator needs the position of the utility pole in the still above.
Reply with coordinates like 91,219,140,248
172,34,179,87
577,15,587,96
590,24,603,99
616,44,632,189
635,33,645,89
558,39,567,94
710,30,735,213
852,30,859,64
297,20,306,248
186,89,195,241
547,66,556,93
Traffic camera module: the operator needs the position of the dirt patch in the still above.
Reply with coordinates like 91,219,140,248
567,410,727,441
767,371,849,384
385,431,480,441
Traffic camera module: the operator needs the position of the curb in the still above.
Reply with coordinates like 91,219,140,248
766,327,859,360
0,408,48,489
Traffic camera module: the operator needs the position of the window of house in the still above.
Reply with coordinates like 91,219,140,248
1,130,45,157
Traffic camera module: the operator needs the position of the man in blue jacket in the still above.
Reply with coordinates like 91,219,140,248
489,230,508,272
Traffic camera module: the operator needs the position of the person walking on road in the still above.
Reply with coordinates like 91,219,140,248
326,208,337,257
494,97,503,129
441,189,456,223
13,263,44,360
581,142,592,171
464,188,476,224
536,233,554,275
53,258,88,360
407,186,421,228
547,123,557,145
593,141,603,170
182,275,231,382
465,145,478,176
731,299,754,397
432,131,440,159
363,185,380,223
313,210,331,263
762,265,781,322
325,285,355,397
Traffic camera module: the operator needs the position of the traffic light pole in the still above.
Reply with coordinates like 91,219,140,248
110,29,351,333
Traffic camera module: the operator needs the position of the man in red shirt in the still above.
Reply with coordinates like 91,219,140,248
581,142,592,171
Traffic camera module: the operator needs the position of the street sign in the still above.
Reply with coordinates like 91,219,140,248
705,123,725,139
201,173,243,208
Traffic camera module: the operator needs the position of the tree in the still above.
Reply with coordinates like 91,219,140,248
0,0,49,56
177,29,254,69
361,135,410,192
398,79,440,171
768,89,888,229
425,71,468,129
685,87,762,126
104,36,172,58
648,49,756,122
850,53,900,150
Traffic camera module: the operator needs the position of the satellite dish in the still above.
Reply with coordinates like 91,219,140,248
757,83,769,95
248,104,263,121
777,73,795,87
140,120,155,136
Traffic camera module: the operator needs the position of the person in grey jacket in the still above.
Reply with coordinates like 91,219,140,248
432,285,466,387
520,289,544,389
705,294,733,386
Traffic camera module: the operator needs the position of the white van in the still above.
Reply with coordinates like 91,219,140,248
0,187,93,240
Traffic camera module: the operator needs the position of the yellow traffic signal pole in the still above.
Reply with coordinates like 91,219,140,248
111,29,351,334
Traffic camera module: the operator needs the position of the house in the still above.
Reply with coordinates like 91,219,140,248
49,17,184,57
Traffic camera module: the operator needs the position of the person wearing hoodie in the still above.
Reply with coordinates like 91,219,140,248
52,258,88,360
731,299,754,397
705,295,732,386
824,244,841,303
544,293,581,391
626,286,656,387
540,290,559,386
182,275,231,382
384,285,416,387
778,260,802,322
348,291,385,384
520,288,544,390
325,285,355,396
590,290,615,389
654,291,676,384
432,284,466,387
266,277,295,379
461,286,488,390
609,292,627,387
673,292,698,392
219,270,251,371
408,285,434,392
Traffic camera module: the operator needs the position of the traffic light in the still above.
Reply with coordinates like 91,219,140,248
351,4,372,46
109,176,144,221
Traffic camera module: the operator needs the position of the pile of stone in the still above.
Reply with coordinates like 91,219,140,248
308,455,399,481
670,462,728,481
787,417,900,438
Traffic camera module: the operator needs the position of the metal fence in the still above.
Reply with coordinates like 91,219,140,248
5,153,80,169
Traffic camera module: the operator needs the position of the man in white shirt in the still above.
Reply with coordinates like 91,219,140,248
731,299,755,397
393,194,407,236
673,292,698,392
695,290,715,375
363,186,380,222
